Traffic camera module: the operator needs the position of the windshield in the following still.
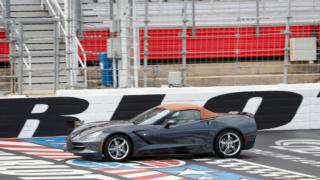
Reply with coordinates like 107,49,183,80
130,108,171,125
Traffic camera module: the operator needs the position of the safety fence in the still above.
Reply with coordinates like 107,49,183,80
0,0,319,95
78,0,320,89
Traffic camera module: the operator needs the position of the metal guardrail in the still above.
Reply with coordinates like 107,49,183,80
42,0,88,88
11,22,32,89
0,1,32,89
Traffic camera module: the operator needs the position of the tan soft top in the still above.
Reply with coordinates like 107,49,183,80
157,103,218,120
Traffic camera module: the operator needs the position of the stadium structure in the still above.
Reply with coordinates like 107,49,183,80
0,0,319,95
0,2,319,179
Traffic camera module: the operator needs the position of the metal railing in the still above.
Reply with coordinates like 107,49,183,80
41,0,88,88
0,0,4,17
0,1,32,89
11,22,32,89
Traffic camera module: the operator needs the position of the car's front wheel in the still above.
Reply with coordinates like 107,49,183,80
103,135,131,162
214,130,243,158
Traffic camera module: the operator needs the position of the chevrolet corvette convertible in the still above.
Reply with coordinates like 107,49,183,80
66,104,257,161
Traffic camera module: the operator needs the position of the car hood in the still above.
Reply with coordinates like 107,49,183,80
70,120,134,138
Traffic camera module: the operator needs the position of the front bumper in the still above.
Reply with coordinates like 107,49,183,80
66,136,104,160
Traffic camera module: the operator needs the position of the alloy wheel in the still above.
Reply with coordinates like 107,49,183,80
217,131,242,157
107,136,130,161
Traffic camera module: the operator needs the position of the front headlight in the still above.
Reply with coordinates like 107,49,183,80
83,131,103,140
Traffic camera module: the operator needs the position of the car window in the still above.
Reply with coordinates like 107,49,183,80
130,108,172,125
168,110,201,124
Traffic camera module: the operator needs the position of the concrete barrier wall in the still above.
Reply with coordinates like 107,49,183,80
57,83,320,131
0,83,319,138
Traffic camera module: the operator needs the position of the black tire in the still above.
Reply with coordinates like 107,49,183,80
103,134,132,162
214,130,243,158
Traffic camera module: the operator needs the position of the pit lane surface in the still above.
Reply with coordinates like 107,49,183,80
0,130,319,180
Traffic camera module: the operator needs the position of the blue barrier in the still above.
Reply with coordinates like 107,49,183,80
99,53,113,86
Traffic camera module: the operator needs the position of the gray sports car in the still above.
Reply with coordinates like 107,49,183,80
66,103,257,161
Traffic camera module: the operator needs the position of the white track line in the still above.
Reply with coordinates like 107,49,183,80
0,141,43,146
25,152,74,156
0,156,32,160
41,156,78,159
4,148,64,152
122,171,161,178
150,176,184,180
105,169,143,173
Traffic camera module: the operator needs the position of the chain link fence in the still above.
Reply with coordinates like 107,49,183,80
0,0,319,95
81,0,320,89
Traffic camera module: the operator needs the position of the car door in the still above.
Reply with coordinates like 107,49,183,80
151,110,210,154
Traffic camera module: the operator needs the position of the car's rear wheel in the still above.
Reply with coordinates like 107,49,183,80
214,130,242,158
103,135,131,162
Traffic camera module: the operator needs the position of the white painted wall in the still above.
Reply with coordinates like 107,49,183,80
57,83,320,131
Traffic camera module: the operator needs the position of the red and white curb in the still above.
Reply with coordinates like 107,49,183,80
0,139,188,180
95,168,187,180
135,159,185,169
0,139,78,161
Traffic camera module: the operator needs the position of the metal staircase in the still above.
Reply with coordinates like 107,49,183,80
8,0,86,94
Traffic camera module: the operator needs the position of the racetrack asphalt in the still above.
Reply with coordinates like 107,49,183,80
0,130,319,180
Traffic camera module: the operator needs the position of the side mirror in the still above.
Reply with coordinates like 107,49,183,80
74,120,84,128
165,119,176,128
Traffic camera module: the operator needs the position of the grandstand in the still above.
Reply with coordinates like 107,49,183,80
0,0,319,95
